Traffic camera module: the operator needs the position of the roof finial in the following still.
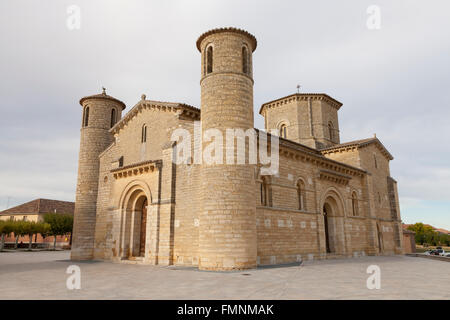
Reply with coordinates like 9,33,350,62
102,87,106,95
296,84,301,94
374,133,377,138
141,93,146,101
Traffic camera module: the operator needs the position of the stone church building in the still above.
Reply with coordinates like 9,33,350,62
71,28,403,270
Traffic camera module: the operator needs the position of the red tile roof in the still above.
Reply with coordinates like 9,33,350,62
0,199,74,216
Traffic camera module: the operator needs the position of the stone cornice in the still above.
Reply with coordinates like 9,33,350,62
271,134,367,178
196,27,257,52
320,137,394,161
0,212,40,216
318,169,352,186
111,160,162,179
259,93,343,115
110,100,200,135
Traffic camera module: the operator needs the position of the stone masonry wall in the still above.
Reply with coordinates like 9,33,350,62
72,97,123,260
255,150,375,265
198,30,257,270
323,143,403,254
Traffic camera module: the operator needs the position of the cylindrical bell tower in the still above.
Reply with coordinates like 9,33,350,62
197,28,257,270
71,89,125,260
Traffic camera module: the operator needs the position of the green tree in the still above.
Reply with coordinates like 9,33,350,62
43,213,74,250
437,233,450,246
22,221,34,250
22,221,51,250
0,221,4,250
12,220,28,249
408,223,437,245
0,221,14,251
37,222,50,249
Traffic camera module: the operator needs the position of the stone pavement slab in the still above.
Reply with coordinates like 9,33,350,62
0,251,448,299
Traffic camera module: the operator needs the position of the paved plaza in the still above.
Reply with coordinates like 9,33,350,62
0,251,448,299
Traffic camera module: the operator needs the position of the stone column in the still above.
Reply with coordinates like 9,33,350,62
197,28,258,270
71,91,125,260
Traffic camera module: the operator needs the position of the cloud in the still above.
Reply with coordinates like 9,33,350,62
0,0,449,229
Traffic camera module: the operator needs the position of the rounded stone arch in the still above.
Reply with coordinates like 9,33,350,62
241,43,250,74
295,176,307,187
203,42,214,75
320,187,347,255
295,177,307,211
276,119,290,134
118,179,153,211
276,119,290,128
320,187,346,217
117,179,153,259
350,189,359,217
276,120,290,139
203,41,214,52
327,120,334,140
256,168,273,207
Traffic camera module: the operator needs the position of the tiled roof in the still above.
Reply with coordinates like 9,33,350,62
196,27,257,52
320,137,394,160
321,138,376,150
259,93,343,114
435,228,450,234
79,92,126,110
110,99,200,134
254,129,367,176
0,199,74,216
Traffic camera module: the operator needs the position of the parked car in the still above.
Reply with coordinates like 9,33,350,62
433,249,444,256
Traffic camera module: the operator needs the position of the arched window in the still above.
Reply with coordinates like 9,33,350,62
206,46,213,74
261,177,270,206
352,192,358,216
374,154,378,169
242,46,249,74
83,106,89,127
328,121,334,140
378,192,382,204
279,124,287,139
110,108,116,128
297,180,306,210
141,124,147,143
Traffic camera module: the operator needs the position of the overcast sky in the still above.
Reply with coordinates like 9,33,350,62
0,0,449,229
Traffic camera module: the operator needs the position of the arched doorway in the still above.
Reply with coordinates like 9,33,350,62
120,187,150,260
321,192,346,255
